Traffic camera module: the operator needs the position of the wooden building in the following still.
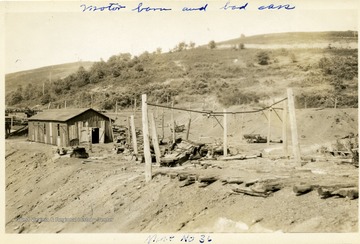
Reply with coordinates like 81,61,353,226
28,108,114,147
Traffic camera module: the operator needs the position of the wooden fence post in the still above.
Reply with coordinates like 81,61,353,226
282,100,288,157
150,113,161,165
142,94,152,182
287,88,301,165
186,118,191,140
223,109,228,157
171,101,175,143
130,115,138,156
267,107,271,146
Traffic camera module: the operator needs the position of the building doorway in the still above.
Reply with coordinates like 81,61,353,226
92,128,100,144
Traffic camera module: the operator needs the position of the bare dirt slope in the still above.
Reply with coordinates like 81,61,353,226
5,108,359,233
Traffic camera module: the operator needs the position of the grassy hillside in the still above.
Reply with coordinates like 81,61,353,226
5,31,358,110
220,31,358,46
5,61,94,93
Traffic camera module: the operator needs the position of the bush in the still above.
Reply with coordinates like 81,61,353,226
256,51,270,65
208,40,216,49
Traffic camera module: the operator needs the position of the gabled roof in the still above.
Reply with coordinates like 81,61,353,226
28,108,112,122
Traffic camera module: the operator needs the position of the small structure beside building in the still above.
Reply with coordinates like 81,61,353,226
28,108,114,147
5,116,12,138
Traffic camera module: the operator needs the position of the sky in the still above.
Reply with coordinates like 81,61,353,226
3,0,359,73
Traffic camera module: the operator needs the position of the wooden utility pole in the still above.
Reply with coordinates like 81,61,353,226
171,101,175,143
142,94,152,182
150,113,161,165
223,109,228,157
267,107,272,146
282,100,288,157
130,115,138,155
287,88,301,165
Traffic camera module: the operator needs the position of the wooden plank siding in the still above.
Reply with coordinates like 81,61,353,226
28,109,113,146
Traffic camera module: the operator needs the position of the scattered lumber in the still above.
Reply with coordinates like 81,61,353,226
244,179,259,187
179,175,197,187
219,153,261,161
250,181,282,193
332,188,358,200
178,173,190,181
179,179,195,187
198,176,218,183
232,187,270,198
222,177,244,185
318,186,358,200
293,184,313,196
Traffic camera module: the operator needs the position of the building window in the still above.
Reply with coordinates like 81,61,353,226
44,124,46,134
57,124,60,136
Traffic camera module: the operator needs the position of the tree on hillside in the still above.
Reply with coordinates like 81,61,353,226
7,86,23,105
75,66,90,87
41,93,52,105
89,61,107,83
189,42,196,49
208,40,216,49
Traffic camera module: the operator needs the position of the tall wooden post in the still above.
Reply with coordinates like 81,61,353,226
287,88,301,165
171,101,175,143
130,115,138,155
133,98,137,117
126,117,131,146
267,108,272,146
161,108,165,141
282,100,288,157
150,113,161,165
142,94,152,182
223,109,228,157
109,117,115,144
186,118,191,140
241,109,244,141
64,100,67,109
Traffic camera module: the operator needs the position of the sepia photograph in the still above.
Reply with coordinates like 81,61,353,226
1,0,359,243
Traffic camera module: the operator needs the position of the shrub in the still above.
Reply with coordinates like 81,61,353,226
208,40,216,49
256,51,270,65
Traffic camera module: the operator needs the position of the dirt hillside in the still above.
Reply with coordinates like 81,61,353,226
5,108,358,233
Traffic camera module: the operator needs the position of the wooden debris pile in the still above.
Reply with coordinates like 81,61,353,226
160,139,207,167
153,171,219,188
243,134,267,143
229,178,284,198
293,183,358,200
